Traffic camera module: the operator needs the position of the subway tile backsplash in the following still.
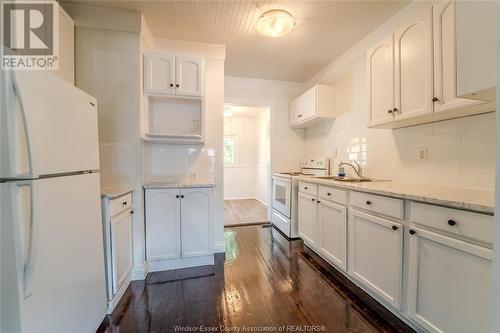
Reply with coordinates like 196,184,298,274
142,144,216,183
99,143,135,188
305,112,495,190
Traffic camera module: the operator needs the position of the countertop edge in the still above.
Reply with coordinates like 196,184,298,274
100,187,134,199
294,176,494,215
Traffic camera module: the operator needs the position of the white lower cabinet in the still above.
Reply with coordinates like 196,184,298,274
348,209,403,309
145,187,213,271
406,226,492,333
298,192,318,249
317,200,347,270
101,192,134,313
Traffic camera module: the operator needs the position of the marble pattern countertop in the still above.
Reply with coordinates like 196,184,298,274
101,186,134,199
143,179,216,189
295,176,495,214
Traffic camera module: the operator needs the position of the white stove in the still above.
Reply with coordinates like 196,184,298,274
272,158,330,238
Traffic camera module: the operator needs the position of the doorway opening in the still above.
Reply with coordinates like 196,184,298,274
223,103,271,227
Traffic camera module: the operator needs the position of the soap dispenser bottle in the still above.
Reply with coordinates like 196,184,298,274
338,161,346,177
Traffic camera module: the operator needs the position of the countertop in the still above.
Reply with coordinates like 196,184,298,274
295,176,495,214
143,179,215,189
101,186,134,199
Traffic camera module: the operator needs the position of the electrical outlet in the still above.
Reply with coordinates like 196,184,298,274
417,147,428,161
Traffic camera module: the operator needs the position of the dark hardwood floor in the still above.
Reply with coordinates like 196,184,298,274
99,225,414,333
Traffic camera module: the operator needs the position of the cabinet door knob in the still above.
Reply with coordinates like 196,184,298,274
392,107,398,113
366,200,372,205
122,201,127,206
181,195,184,198
312,198,315,202
170,83,174,87
327,192,331,196
176,84,180,88
387,109,393,114
317,200,321,204
298,114,302,117
448,219,456,226
176,195,180,198
409,229,416,235
432,97,439,102
304,186,308,190
392,225,398,231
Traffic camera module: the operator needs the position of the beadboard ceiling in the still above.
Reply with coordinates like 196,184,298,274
66,1,410,82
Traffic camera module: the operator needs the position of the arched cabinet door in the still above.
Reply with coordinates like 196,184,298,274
175,56,204,97
367,35,395,127
180,187,213,257
394,7,433,121
145,189,181,261
144,53,176,95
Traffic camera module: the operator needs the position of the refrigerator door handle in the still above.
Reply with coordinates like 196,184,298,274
12,181,38,298
9,73,33,179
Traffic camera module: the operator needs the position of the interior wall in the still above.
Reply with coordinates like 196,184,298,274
223,108,269,203
302,1,495,191
224,76,305,174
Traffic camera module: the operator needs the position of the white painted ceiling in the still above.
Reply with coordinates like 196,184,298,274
67,1,410,82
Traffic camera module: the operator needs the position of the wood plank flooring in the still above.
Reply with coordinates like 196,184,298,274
224,199,268,226
98,226,414,333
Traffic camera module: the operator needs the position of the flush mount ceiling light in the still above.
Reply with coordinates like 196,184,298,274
257,10,295,38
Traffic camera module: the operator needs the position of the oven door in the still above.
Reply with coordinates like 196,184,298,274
272,177,291,218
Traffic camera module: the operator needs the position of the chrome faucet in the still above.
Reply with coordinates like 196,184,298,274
338,161,363,178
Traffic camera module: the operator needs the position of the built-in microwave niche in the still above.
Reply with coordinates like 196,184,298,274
143,95,204,144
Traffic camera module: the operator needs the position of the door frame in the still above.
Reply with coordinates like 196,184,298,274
223,97,274,222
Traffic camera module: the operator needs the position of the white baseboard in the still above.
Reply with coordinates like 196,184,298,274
255,197,269,208
214,240,226,253
147,255,215,272
224,197,256,201
131,264,147,281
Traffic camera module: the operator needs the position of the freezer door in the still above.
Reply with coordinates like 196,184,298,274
3,173,107,332
1,71,100,179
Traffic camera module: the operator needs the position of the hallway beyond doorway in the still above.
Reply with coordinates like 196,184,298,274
224,199,268,226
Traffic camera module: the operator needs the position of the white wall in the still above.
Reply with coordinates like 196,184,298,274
302,1,495,190
223,109,269,203
224,76,305,174
255,110,270,204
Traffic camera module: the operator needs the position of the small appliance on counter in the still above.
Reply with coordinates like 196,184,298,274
271,158,330,238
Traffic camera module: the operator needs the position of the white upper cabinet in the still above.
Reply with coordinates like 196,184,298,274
52,5,74,85
175,56,204,97
394,7,433,121
144,53,176,95
144,53,204,97
290,84,337,128
367,36,395,126
433,0,483,113
455,1,497,100
367,2,495,129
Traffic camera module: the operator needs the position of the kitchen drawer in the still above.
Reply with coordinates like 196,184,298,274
410,202,494,244
318,186,347,206
299,181,317,196
110,193,132,217
350,191,404,220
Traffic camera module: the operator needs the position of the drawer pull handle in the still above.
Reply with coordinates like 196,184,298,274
448,219,456,226
366,200,372,205
409,229,416,235
317,201,321,204
392,225,398,231
327,192,332,196
122,201,127,206
304,186,308,190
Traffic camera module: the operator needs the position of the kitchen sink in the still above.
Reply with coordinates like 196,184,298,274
314,176,376,182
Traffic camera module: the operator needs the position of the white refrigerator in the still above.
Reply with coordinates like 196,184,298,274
0,70,107,332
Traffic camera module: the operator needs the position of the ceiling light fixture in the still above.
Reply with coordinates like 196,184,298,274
257,10,295,38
